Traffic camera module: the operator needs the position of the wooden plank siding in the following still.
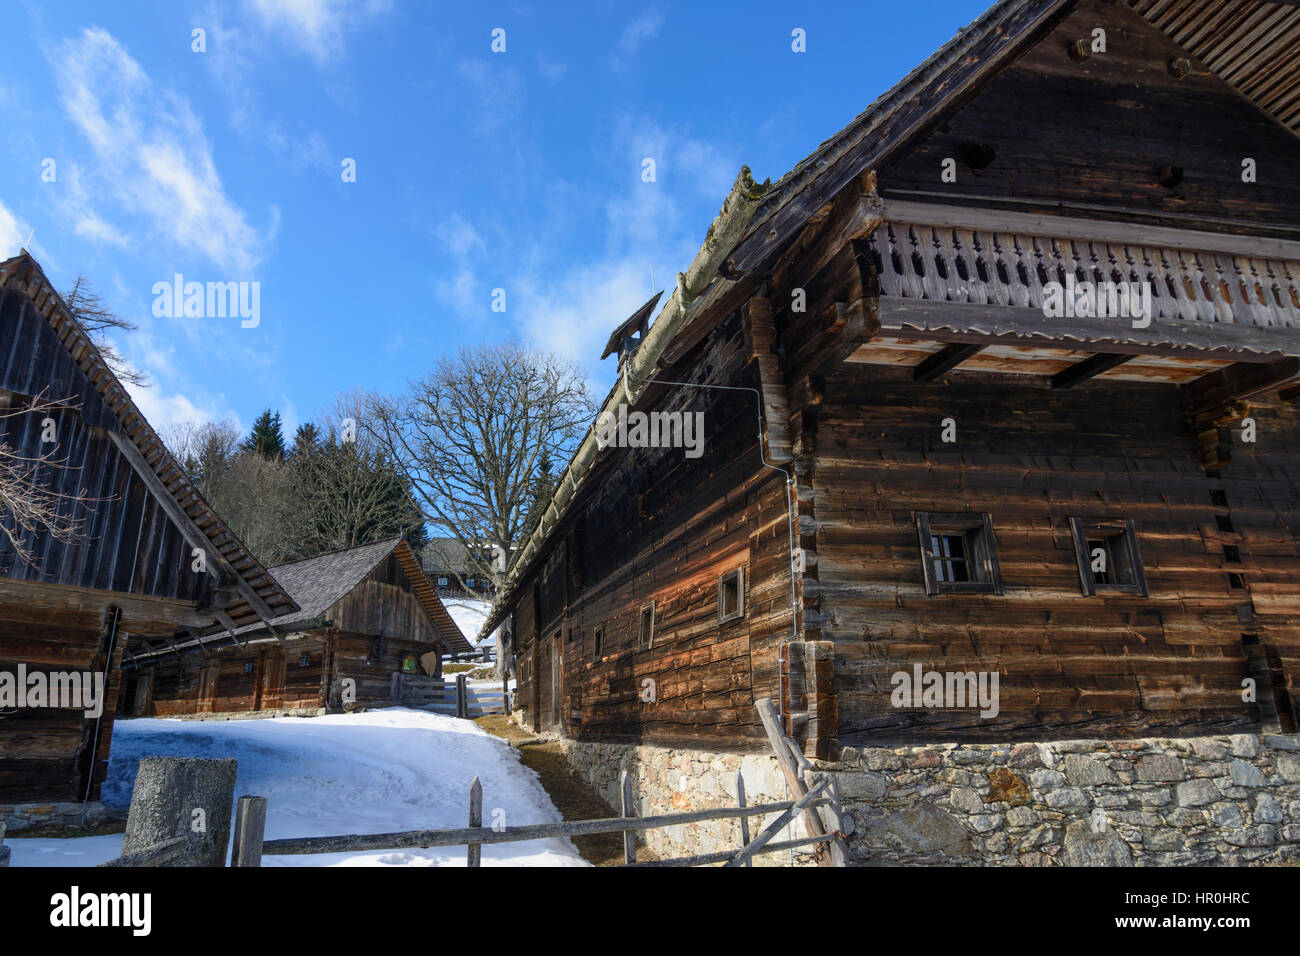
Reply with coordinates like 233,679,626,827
808,365,1299,747
509,310,797,749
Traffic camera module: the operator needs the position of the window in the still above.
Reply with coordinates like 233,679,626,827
593,624,604,659
299,652,311,667
638,602,656,650
466,578,476,587
437,577,448,587
1069,517,1147,596
243,660,255,674
718,567,745,623
916,512,1001,594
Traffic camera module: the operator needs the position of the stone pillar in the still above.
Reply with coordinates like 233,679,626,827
121,757,237,866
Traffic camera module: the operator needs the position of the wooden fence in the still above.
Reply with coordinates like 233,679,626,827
398,674,510,719
81,698,848,868
227,698,848,868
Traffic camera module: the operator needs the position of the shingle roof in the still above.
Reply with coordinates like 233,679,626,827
237,537,473,653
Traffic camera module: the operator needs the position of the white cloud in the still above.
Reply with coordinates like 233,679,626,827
508,117,739,375
54,28,271,274
616,7,666,61
432,213,486,316
126,379,241,435
537,57,568,82
0,199,29,258
245,0,391,63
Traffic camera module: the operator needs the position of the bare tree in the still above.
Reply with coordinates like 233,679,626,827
0,391,102,569
365,344,595,590
63,276,147,387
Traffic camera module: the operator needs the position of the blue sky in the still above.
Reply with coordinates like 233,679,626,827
0,0,989,439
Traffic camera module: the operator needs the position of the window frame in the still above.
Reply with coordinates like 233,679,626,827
592,623,604,660
718,567,746,623
1068,517,1148,597
638,602,656,650
915,512,1002,595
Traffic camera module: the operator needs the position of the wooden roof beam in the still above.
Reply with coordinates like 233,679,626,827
1051,353,1134,389
913,343,985,382
1183,357,1300,416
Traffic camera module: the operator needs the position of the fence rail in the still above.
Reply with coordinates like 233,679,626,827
231,699,847,868
394,673,512,718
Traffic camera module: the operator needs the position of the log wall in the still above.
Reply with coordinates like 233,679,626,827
809,364,1300,748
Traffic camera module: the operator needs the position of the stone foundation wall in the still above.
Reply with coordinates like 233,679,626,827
0,800,117,833
557,731,1300,866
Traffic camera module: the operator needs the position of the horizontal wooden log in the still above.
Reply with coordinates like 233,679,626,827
260,798,828,855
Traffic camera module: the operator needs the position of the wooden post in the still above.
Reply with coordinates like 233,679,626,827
0,821,9,868
620,770,637,864
725,775,831,868
467,776,482,867
121,757,237,866
754,698,848,867
820,772,849,867
735,771,752,868
456,674,468,718
230,795,267,867
502,675,510,714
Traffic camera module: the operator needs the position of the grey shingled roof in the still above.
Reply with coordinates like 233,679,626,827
232,537,473,652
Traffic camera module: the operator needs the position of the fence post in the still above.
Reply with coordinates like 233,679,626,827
502,675,510,714
230,795,267,867
735,771,752,868
0,821,9,868
122,756,237,866
456,674,467,718
467,776,482,868
620,770,636,864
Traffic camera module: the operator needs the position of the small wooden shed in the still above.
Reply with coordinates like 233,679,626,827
134,537,473,715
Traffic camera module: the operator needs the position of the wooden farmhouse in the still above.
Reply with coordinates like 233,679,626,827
132,537,473,716
0,252,298,813
483,0,1300,762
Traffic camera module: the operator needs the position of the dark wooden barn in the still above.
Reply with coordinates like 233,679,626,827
483,0,1300,759
0,252,297,809
134,537,472,716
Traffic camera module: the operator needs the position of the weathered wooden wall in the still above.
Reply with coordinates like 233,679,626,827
510,311,797,748
879,0,1300,237
332,554,442,645
0,605,124,801
808,364,1299,747
147,637,329,715
0,287,214,603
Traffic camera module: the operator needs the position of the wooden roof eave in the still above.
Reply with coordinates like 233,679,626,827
875,297,1300,362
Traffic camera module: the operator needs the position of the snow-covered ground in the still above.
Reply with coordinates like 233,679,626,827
443,597,494,648
8,709,585,868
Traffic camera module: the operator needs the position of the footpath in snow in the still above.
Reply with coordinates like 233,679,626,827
9,708,586,868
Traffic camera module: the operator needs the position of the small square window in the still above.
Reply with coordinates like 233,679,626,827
299,652,311,667
437,577,448,587
1069,518,1147,596
243,660,255,674
466,578,476,587
638,602,655,650
916,513,1001,594
593,624,604,659
718,568,745,623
